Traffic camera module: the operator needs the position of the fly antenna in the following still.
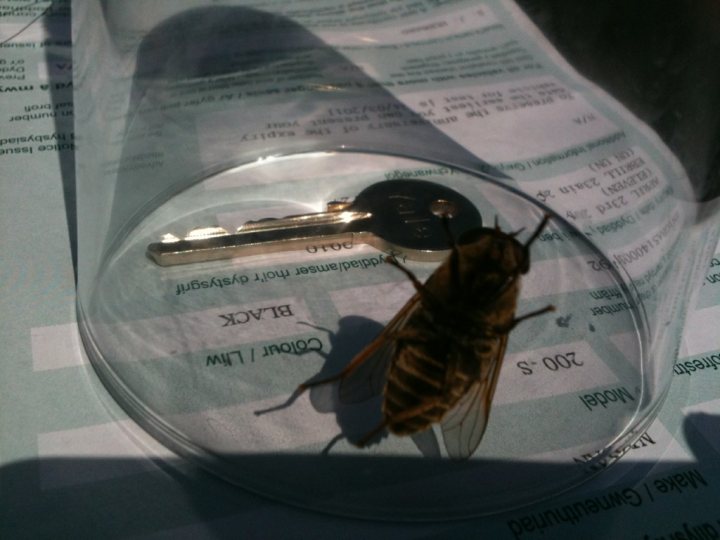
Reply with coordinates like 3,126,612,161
525,214,551,248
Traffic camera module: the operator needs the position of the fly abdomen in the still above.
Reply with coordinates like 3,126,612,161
383,344,456,434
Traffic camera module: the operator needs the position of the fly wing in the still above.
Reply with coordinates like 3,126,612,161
440,333,508,460
339,292,421,403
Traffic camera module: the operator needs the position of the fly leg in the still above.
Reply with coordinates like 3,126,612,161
385,257,444,311
296,332,389,392
385,256,425,293
496,305,555,333
321,433,346,456
255,324,394,417
524,214,551,250
513,304,555,326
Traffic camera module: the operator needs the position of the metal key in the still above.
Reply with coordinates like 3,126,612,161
146,179,482,266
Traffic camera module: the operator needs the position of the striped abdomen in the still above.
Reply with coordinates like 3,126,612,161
382,314,497,436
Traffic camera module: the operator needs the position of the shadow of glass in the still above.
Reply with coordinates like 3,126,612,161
2,438,716,539
683,412,720,467
42,0,76,279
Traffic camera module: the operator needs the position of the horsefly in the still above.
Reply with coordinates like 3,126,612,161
299,214,554,459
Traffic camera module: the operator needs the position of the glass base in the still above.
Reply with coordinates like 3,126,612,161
78,151,648,519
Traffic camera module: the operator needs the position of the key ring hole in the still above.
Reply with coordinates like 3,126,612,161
429,198,459,218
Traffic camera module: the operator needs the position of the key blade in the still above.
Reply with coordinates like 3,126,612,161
147,222,372,266
238,210,372,233
148,209,372,266
185,226,229,239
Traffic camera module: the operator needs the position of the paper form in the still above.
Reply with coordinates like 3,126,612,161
2,0,720,537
